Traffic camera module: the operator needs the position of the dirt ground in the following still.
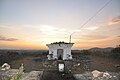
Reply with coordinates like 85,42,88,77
10,54,120,73
89,55,120,72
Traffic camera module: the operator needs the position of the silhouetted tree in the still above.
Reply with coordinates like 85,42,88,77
111,44,120,58
112,45,120,53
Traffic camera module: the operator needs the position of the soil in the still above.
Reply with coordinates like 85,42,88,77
10,54,120,73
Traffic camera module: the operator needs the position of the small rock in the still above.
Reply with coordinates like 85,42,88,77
103,72,112,78
62,73,65,76
114,64,120,69
77,63,80,66
92,70,103,77
113,75,116,78
69,69,71,72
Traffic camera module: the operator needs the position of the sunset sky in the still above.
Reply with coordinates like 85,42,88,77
0,0,120,49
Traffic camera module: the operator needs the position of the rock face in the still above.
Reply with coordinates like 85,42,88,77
0,69,120,80
74,71,120,80
0,69,19,79
74,72,93,80
0,69,43,80
22,71,43,80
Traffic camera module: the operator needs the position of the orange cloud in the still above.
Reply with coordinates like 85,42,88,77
73,36,120,49
108,16,120,25
84,26,99,30
0,36,18,41
0,39,46,49
81,34,108,40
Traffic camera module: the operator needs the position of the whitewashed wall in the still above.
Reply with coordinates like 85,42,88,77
46,43,74,60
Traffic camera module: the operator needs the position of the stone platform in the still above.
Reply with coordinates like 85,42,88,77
0,69,43,80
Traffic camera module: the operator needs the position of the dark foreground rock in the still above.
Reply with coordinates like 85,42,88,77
41,70,76,80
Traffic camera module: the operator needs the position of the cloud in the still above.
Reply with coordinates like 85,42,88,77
81,34,109,40
84,26,99,30
0,36,18,41
117,36,120,37
40,25,58,32
108,16,120,25
39,25,70,36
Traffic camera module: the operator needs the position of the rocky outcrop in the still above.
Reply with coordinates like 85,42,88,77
0,69,43,80
22,71,43,80
74,70,120,80
0,69,19,79
92,70,103,77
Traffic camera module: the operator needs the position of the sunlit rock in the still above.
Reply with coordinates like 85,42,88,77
92,70,103,77
1,63,10,70
103,72,112,78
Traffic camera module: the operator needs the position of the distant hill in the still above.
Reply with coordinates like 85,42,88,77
0,49,48,55
89,47,114,53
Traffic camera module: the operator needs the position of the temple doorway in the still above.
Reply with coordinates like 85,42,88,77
57,49,63,60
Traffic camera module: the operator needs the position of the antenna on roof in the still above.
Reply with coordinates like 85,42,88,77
69,35,71,43
69,32,75,43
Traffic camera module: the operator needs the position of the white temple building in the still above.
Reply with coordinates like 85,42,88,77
46,42,74,60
